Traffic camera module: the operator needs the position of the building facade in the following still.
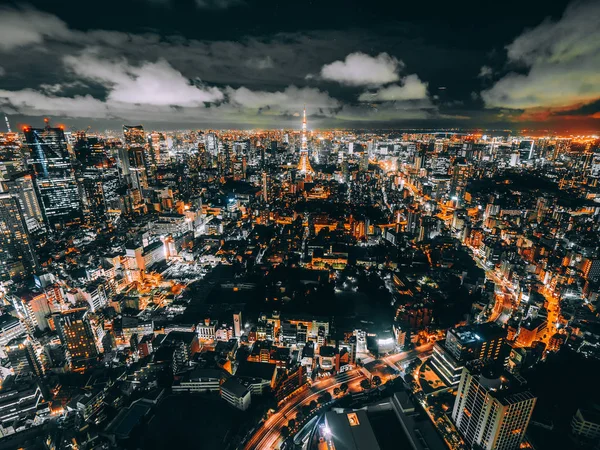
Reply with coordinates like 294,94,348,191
452,367,536,450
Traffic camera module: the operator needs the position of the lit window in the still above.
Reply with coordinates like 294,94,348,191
347,412,360,426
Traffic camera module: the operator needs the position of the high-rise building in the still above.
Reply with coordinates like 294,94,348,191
6,336,44,377
0,314,26,358
359,151,369,172
123,125,152,188
20,291,52,331
80,168,120,222
583,258,600,283
261,170,272,203
452,366,536,450
430,323,507,386
24,126,83,229
205,133,218,156
4,173,45,233
451,159,471,199
55,310,99,372
0,192,38,280
127,147,149,191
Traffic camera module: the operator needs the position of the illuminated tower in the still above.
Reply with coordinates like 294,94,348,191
297,107,314,177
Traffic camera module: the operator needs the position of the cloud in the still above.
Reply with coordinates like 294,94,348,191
226,85,339,113
358,74,428,101
0,7,71,51
39,81,88,94
478,65,493,78
245,56,275,70
335,100,436,122
195,0,245,9
316,52,402,86
63,53,224,105
0,7,459,127
482,1,600,111
0,89,110,119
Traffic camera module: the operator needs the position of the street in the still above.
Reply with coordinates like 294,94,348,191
244,345,434,449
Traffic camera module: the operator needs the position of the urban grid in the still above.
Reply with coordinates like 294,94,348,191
0,1,599,450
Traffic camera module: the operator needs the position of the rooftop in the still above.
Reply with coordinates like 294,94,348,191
324,409,381,450
221,377,250,398
448,322,505,345
235,360,276,381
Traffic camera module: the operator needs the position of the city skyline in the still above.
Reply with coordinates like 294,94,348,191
1,1,600,450
0,0,598,132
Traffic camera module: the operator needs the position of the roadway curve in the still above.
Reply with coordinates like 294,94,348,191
245,346,434,450
245,370,366,450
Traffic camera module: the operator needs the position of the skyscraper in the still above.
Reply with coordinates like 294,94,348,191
55,310,99,372
24,126,83,229
4,174,45,233
0,192,38,280
452,365,536,450
261,170,272,203
123,125,154,186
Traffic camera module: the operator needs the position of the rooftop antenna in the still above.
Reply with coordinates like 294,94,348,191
4,115,11,133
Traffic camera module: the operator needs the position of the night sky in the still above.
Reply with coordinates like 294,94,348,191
0,0,598,132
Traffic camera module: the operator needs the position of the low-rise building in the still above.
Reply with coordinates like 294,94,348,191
172,368,228,393
220,377,251,411
572,405,600,441
0,378,44,425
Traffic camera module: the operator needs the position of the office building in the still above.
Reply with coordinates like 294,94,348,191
572,405,600,441
4,173,45,233
0,378,44,425
20,291,52,331
0,192,38,280
6,336,43,377
220,377,251,411
452,366,536,450
0,315,26,358
55,310,99,372
127,146,149,191
172,367,227,393
322,410,381,450
583,258,600,283
24,126,82,229
123,125,153,186
431,323,507,386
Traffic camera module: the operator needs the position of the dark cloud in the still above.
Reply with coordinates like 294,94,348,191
195,0,245,9
482,1,600,113
0,0,596,131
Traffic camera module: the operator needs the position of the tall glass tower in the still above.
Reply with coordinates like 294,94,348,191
24,126,83,229
0,192,38,280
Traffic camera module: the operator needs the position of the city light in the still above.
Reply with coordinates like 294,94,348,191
0,2,596,449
